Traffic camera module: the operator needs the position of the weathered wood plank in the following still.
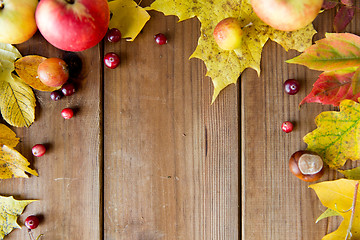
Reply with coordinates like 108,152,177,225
103,9,239,240
2,32,103,240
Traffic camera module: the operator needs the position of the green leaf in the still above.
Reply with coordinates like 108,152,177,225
287,33,360,72
339,166,360,180
316,208,341,223
352,66,360,95
303,99,360,169
0,196,36,239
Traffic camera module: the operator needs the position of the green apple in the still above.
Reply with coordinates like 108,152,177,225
213,17,243,50
0,0,38,44
251,0,324,31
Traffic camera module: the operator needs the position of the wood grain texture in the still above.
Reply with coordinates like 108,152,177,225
241,8,360,240
2,32,103,240
103,8,239,240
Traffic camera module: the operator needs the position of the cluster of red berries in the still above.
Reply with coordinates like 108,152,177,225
281,79,300,133
104,28,168,69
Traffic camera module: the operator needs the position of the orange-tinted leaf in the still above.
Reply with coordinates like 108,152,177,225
14,55,60,92
300,68,360,106
287,33,360,72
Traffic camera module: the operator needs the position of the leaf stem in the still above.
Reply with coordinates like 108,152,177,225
346,182,359,240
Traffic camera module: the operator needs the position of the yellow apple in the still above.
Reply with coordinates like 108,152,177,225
213,17,243,51
251,0,324,31
0,0,38,44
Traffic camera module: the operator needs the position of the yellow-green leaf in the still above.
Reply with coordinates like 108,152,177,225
303,99,360,169
0,44,35,127
316,208,341,223
310,179,360,240
149,0,316,102
0,145,38,179
339,166,360,180
0,196,36,240
14,55,60,92
0,124,19,148
0,73,36,128
109,0,150,41
352,66,360,95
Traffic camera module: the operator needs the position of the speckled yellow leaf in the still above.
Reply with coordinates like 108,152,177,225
0,145,38,179
14,55,60,92
109,0,150,41
304,99,360,169
310,179,360,240
0,124,19,148
339,166,360,180
0,196,36,240
149,0,316,102
0,44,35,127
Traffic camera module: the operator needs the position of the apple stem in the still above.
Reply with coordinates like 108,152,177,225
243,22,253,29
65,0,75,4
0,0,4,9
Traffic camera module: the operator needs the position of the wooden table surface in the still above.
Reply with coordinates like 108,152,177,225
2,4,359,240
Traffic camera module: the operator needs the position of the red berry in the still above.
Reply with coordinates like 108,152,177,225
154,33,167,45
25,215,40,230
61,83,76,96
104,52,120,69
32,144,46,157
61,108,74,119
281,121,294,133
284,79,300,95
107,28,121,42
50,90,62,101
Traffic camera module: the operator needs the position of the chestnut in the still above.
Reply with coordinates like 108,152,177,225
289,150,324,182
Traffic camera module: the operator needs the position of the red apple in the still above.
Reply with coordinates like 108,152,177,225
213,17,243,50
35,0,110,52
0,0,38,44
250,0,324,31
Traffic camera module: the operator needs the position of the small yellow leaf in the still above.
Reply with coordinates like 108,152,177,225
310,179,360,240
14,55,60,92
0,195,36,239
0,145,38,179
109,0,150,41
0,74,36,128
316,208,341,223
0,124,19,148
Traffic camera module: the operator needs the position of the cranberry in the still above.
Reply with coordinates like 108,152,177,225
61,83,76,96
32,144,46,157
61,108,74,119
25,215,40,230
104,52,120,69
107,28,121,42
284,79,300,95
154,33,167,45
281,121,294,133
50,90,62,101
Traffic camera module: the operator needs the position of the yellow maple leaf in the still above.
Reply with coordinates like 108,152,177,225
14,55,60,92
310,179,360,240
0,196,36,240
0,145,38,179
108,0,150,41
0,124,19,148
0,43,36,127
148,0,316,102
304,99,360,169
